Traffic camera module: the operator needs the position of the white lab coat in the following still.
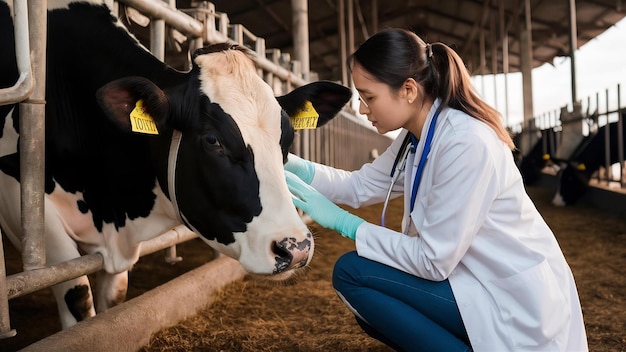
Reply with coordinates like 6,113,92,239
310,100,588,351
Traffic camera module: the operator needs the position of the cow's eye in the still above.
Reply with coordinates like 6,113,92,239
204,134,220,147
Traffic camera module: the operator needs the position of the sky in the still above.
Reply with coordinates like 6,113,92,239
475,17,626,130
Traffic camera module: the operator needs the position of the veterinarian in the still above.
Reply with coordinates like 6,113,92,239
285,28,587,352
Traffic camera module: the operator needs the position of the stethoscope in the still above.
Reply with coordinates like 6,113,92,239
380,109,441,231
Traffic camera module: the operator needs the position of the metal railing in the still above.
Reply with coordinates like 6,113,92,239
0,0,392,341
0,0,34,105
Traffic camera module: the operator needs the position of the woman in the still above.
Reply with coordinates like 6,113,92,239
285,28,587,351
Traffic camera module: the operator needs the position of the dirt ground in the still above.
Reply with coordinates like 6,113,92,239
2,185,626,351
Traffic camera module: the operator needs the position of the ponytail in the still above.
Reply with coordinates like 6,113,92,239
430,43,515,150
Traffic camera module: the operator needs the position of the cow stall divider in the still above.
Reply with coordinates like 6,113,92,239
0,0,393,348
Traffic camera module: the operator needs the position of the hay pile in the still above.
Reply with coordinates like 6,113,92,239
141,187,626,351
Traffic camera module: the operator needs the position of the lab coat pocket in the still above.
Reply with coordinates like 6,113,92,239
488,260,569,349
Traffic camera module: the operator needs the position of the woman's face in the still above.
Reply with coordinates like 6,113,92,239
352,63,412,135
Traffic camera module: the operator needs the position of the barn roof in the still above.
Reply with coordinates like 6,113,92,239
173,0,625,81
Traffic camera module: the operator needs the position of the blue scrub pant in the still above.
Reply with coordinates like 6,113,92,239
332,251,472,352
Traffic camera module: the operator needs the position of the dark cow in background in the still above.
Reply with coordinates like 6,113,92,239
552,114,626,206
514,127,558,185
0,1,351,328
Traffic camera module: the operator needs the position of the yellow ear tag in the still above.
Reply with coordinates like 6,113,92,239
542,153,550,161
130,99,159,135
290,101,319,130
576,163,586,171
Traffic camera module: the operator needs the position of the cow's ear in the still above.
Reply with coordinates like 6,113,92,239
277,81,351,129
96,76,169,134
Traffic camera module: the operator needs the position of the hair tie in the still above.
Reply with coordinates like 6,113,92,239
426,43,433,58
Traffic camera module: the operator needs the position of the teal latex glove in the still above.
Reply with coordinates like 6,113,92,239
284,153,315,184
285,171,365,240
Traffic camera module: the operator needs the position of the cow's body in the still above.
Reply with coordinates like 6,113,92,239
0,1,351,328
553,115,626,206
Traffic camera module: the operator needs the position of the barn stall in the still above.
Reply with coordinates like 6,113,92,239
1,0,626,351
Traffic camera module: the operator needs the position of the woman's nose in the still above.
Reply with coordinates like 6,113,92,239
359,99,370,114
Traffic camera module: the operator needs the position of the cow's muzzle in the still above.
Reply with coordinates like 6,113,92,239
272,233,312,274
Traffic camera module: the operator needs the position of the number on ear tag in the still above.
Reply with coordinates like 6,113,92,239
290,101,319,130
130,99,159,135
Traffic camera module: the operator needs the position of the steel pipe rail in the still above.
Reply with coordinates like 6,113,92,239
117,1,308,88
0,0,34,105
7,253,104,300
0,227,16,338
20,254,246,352
188,7,308,88
253,56,307,88
20,0,47,272
6,225,197,300
118,0,204,37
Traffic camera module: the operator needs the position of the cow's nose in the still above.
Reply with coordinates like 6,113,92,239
272,235,311,274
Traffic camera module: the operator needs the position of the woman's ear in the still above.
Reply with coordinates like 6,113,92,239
403,78,419,104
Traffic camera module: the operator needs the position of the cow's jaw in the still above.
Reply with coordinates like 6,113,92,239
196,213,314,278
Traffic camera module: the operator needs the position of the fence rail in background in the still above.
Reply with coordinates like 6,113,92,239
0,0,392,342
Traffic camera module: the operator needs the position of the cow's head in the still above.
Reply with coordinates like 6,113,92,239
552,162,590,206
96,44,351,278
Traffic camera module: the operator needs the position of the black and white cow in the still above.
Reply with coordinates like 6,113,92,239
552,115,626,206
0,1,351,328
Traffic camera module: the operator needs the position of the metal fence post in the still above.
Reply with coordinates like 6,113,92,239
20,0,47,272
